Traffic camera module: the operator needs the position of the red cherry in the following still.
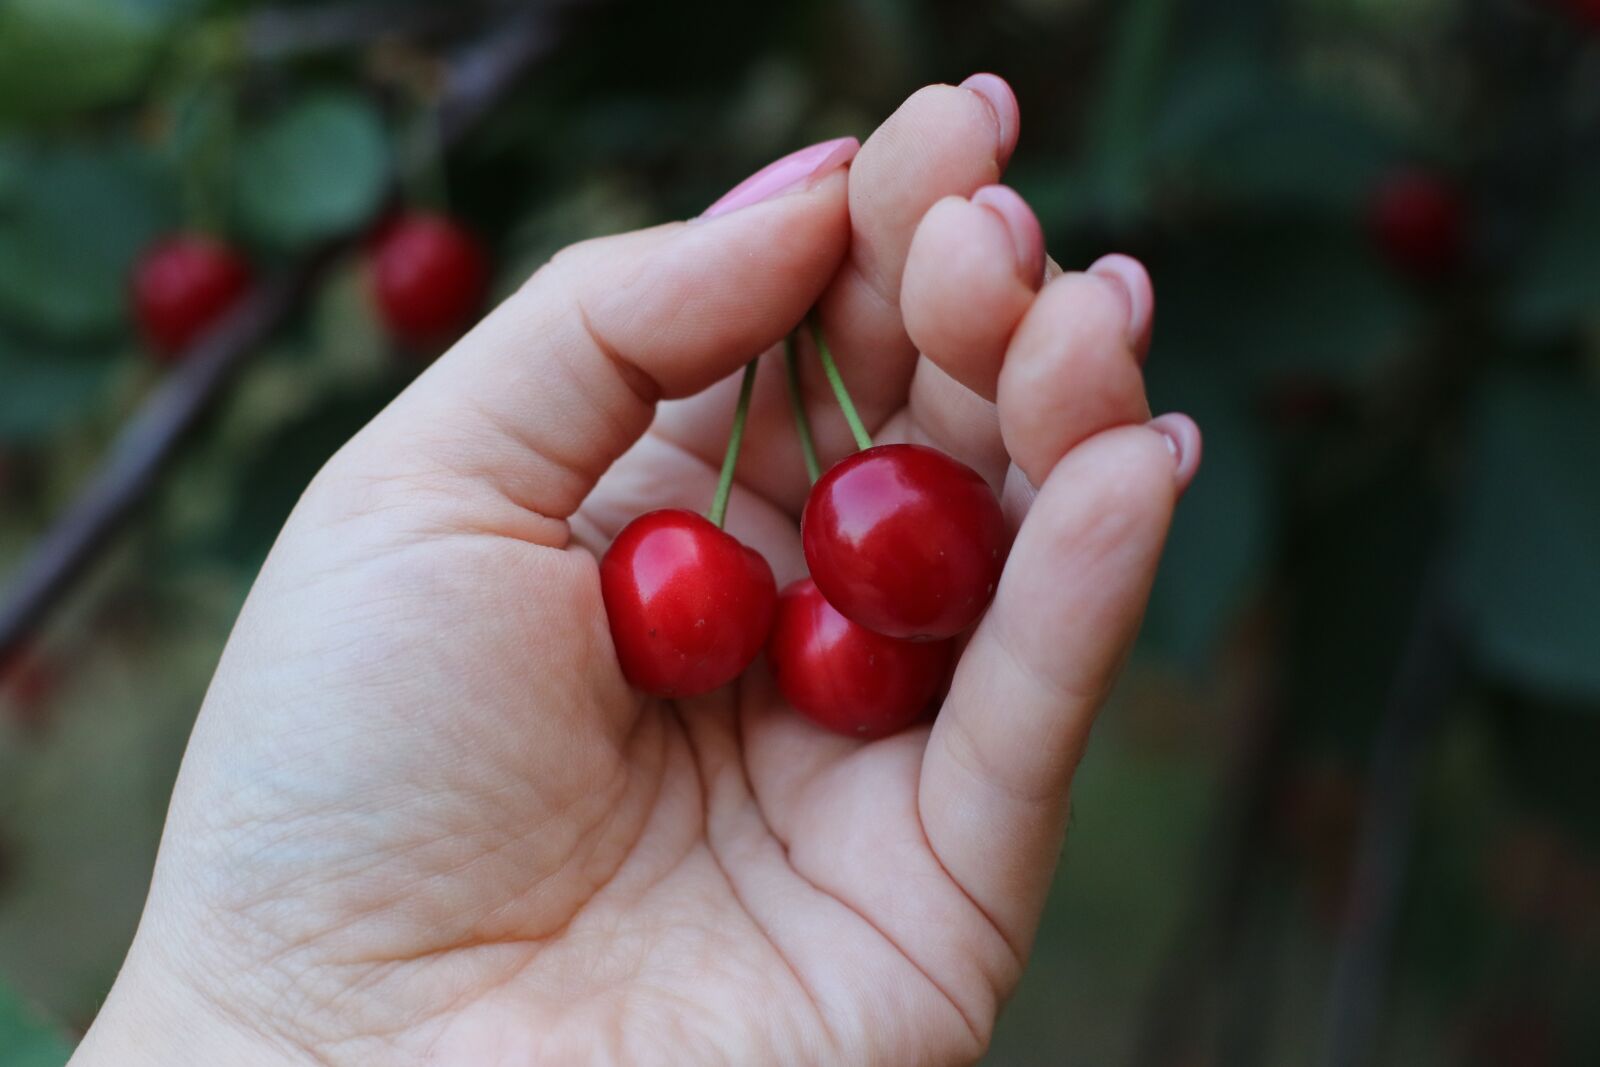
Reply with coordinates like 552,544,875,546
600,509,777,698
1367,168,1465,279
1559,0,1600,30
370,212,490,347
1264,376,1346,425
1,642,59,734
802,444,1007,641
768,578,952,739
130,234,252,358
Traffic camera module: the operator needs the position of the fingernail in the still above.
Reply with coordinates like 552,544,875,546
972,185,1045,286
700,137,860,221
1088,253,1154,358
1148,413,1202,493
959,73,1020,167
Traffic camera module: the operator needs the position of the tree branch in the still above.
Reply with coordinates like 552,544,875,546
0,6,572,663
1317,565,1460,1067
1129,566,1462,1067
243,0,501,61
1128,637,1289,1067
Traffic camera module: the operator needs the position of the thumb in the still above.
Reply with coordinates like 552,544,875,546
352,138,858,540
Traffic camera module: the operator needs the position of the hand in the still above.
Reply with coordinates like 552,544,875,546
73,77,1199,1067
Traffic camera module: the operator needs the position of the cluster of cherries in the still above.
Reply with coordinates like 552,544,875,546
600,327,1008,739
128,211,489,360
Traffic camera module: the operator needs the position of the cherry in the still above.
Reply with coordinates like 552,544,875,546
369,212,489,347
600,509,777,698
1263,376,1346,426
1367,168,1465,279
1559,0,1600,30
768,578,952,739
1,642,59,735
130,234,252,358
802,443,1007,641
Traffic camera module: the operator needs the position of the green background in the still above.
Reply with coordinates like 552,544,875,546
2,0,1599,1063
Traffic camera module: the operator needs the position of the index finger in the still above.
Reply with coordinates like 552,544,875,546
646,76,1020,517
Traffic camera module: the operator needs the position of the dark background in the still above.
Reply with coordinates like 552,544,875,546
2,0,1599,1063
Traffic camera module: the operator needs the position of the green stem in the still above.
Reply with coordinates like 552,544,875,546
709,359,759,528
783,332,822,483
808,316,873,451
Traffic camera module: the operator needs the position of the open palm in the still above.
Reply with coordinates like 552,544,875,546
74,80,1197,1067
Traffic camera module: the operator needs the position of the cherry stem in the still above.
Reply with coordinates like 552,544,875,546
783,332,822,483
808,315,873,451
709,359,759,529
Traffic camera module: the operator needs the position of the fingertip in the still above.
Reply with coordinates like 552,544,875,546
959,73,1020,168
817,75,1028,419
903,193,1038,400
917,420,1187,945
1147,412,1202,494
1033,424,1180,535
971,184,1045,287
1087,253,1154,360
997,271,1151,487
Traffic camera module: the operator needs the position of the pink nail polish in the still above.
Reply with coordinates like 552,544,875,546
959,73,1020,167
1089,253,1154,357
971,184,1045,286
700,137,860,221
1148,413,1202,492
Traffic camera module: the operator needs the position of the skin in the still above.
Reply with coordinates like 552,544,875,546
72,80,1200,1066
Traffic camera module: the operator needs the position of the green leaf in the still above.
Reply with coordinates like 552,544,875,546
1140,363,1274,666
1083,0,1181,223
0,0,168,121
1155,221,1418,384
0,333,117,442
1145,43,1267,162
0,139,25,203
1151,64,1396,212
1453,373,1600,700
0,145,176,339
0,980,71,1067
233,92,390,247
1505,174,1600,336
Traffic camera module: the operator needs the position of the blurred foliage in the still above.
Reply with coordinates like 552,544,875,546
233,90,390,245
2,0,1600,1063
0,0,180,122
0,145,176,339
1454,374,1600,699
0,980,70,1067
